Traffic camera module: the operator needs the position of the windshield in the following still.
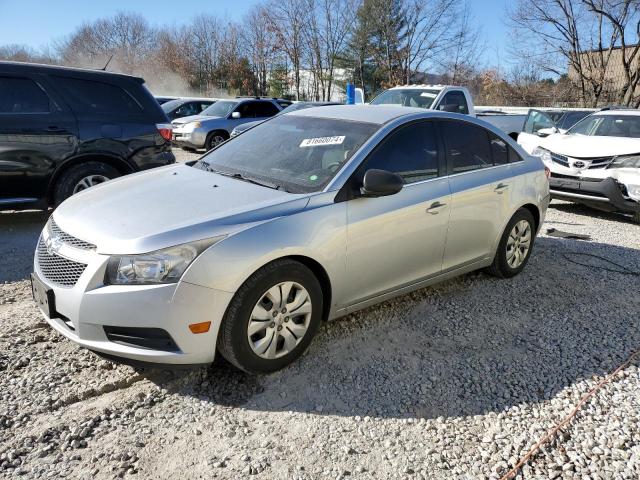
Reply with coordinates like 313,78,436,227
195,115,378,193
568,114,640,138
201,100,236,117
370,89,440,109
161,99,184,113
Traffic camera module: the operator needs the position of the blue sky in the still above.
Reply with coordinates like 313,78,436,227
0,0,509,66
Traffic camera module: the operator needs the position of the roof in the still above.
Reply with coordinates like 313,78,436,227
0,61,143,83
386,84,450,90
591,109,640,116
288,104,426,124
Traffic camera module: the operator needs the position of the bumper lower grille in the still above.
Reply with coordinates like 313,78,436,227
36,237,87,287
103,326,180,352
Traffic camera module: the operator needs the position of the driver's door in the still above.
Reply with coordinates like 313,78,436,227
517,109,556,153
342,121,451,307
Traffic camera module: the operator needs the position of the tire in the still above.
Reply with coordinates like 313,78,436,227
632,211,640,224
205,131,228,151
53,161,121,206
486,208,536,278
217,259,323,374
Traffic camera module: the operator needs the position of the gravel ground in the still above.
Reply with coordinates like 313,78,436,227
0,163,639,479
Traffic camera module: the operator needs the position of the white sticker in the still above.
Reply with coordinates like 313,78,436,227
420,92,437,98
299,136,345,148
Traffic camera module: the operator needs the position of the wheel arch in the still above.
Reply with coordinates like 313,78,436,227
284,255,333,322
520,203,541,231
47,154,134,203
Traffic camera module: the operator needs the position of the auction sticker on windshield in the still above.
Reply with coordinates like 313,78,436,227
300,136,345,147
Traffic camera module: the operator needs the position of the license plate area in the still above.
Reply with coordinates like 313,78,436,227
31,273,56,319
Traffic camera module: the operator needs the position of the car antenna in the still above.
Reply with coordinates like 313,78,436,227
100,55,114,71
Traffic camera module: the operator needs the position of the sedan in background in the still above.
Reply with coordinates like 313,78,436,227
230,101,342,137
33,106,548,372
524,109,640,222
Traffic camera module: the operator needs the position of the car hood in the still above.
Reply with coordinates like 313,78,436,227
53,165,309,255
172,114,222,125
541,133,640,157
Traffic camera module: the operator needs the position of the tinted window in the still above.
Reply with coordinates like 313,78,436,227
559,111,591,130
509,146,522,163
0,77,50,113
568,114,640,138
370,88,440,108
442,121,492,173
438,91,469,114
174,102,199,117
54,77,141,114
254,101,279,117
364,122,440,184
490,135,509,165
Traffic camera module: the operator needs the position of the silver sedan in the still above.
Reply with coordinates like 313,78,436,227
33,106,549,373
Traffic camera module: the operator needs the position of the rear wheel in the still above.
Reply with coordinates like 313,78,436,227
217,259,323,373
486,208,536,278
205,131,228,151
632,211,640,224
53,161,120,206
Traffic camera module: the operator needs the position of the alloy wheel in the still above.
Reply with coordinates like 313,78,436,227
72,175,110,194
506,219,532,268
247,281,312,359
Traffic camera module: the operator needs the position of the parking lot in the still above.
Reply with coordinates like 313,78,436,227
1,181,638,478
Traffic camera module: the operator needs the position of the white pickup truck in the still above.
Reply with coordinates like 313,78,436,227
369,85,527,139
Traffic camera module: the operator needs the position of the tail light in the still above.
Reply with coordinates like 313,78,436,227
156,123,173,142
544,166,551,180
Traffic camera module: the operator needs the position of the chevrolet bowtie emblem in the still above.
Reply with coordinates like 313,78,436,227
45,235,63,255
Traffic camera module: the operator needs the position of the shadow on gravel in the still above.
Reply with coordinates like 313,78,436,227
550,200,638,225
0,210,49,282
154,236,639,420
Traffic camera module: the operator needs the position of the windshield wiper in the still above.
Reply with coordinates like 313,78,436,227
205,166,286,191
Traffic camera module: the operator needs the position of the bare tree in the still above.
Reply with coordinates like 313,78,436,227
242,6,277,95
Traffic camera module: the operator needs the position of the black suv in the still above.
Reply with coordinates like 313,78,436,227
0,62,175,210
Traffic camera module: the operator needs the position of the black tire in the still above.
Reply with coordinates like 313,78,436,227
53,161,120,206
486,208,536,278
217,259,323,374
205,131,229,151
633,211,640,224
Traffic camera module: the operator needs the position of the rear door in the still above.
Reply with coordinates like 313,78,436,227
0,74,77,205
344,120,451,305
440,119,514,271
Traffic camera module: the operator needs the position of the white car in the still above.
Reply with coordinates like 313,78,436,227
520,109,640,222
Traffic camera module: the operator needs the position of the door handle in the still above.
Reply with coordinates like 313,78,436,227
426,201,447,214
494,183,509,194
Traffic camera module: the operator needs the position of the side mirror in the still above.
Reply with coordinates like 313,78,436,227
360,169,404,197
231,111,241,119
537,127,557,137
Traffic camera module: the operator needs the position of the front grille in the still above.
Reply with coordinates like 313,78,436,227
49,219,96,250
586,157,614,169
551,152,569,167
36,237,87,287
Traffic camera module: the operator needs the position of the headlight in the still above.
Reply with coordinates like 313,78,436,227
532,147,552,163
626,184,640,201
105,237,225,285
181,121,201,132
609,154,640,169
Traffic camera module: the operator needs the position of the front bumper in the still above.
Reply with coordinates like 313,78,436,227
549,175,640,214
33,235,234,365
172,127,207,149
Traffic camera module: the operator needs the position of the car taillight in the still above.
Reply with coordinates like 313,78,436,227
544,166,551,180
156,123,173,142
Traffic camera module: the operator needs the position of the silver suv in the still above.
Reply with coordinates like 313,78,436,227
172,98,282,150
33,106,549,373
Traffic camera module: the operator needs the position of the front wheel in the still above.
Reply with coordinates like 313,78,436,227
205,131,228,151
486,208,536,278
217,259,323,373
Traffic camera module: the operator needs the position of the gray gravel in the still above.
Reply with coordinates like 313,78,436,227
1,168,639,479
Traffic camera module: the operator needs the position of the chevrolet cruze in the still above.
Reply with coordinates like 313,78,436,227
32,106,549,373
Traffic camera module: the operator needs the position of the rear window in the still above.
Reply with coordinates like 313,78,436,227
53,77,142,114
0,76,50,113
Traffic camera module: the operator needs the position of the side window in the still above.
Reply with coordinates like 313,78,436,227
364,122,440,184
509,146,522,163
442,121,492,173
523,110,555,134
490,135,509,165
198,102,212,112
52,77,141,114
237,102,260,118
255,101,280,117
438,91,469,114
0,76,50,113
